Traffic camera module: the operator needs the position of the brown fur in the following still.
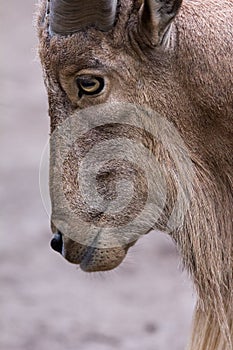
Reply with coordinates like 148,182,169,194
37,0,233,348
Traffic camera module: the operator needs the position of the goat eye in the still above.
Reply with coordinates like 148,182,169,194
76,76,104,96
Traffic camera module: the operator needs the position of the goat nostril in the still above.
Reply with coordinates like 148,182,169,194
50,232,63,254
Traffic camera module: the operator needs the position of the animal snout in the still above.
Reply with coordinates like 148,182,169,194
50,232,63,254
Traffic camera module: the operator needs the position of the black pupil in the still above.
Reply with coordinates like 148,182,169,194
77,76,104,97
82,80,96,88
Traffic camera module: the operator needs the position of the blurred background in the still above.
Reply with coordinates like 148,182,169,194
0,1,195,349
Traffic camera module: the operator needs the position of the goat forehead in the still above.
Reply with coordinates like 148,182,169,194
48,32,138,77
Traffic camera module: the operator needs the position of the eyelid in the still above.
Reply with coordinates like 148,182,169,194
75,68,105,78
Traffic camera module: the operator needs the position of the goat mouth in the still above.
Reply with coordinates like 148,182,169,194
79,246,98,271
79,246,126,272
79,239,136,272
50,231,136,272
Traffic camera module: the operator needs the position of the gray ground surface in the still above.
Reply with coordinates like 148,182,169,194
1,1,195,350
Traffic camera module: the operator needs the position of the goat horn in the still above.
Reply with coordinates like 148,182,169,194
49,0,118,35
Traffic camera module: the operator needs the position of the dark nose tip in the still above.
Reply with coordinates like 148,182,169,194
50,232,63,254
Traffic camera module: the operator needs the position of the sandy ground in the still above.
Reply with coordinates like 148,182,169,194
0,1,195,350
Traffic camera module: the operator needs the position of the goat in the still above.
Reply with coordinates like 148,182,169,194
37,1,233,349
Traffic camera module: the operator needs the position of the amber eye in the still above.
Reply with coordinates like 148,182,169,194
76,76,104,97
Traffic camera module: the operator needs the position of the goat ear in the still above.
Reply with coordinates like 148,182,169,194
138,0,182,46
